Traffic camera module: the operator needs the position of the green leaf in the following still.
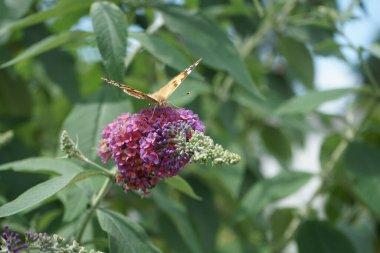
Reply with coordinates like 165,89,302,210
0,169,101,218
58,186,89,222
90,1,127,82
1,31,89,68
280,36,314,87
169,79,211,106
152,190,202,253
337,219,376,253
260,125,292,163
1,0,35,20
367,43,380,59
0,71,32,119
97,209,161,253
165,176,201,200
233,90,273,118
344,142,380,218
38,47,81,102
319,133,342,167
275,88,358,115
130,32,201,78
61,89,133,162
183,178,219,253
159,6,260,97
235,171,312,221
313,39,346,60
296,220,356,253
270,208,297,241
0,0,92,36
215,149,246,199
0,157,82,175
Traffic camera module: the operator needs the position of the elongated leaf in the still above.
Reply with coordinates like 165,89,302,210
62,90,132,162
280,36,314,87
235,171,312,221
260,125,292,163
184,178,219,252
0,0,92,36
338,221,376,253
58,186,89,222
152,190,202,253
270,208,297,241
367,43,380,60
233,90,272,118
297,220,356,253
165,176,201,200
0,71,32,119
275,88,358,115
2,0,35,20
0,157,82,175
169,79,211,106
319,133,342,168
38,47,80,102
130,32,201,78
1,31,89,68
0,170,102,218
159,6,260,96
344,142,380,218
91,1,127,82
97,209,161,253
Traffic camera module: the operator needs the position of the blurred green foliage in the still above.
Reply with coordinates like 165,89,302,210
1,0,380,252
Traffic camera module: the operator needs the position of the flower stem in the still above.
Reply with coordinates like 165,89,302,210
81,156,114,177
77,168,116,243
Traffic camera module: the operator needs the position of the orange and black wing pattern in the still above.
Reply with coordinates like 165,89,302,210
101,77,158,104
101,58,202,106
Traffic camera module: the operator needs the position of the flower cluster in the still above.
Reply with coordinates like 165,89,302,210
60,130,83,159
0,226,103,253
25,232,103,253
98,107,205,194
98,107,241,194
176,130,241,165
0,225,27,253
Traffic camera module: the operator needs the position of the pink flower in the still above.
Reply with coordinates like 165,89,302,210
98,107,205,194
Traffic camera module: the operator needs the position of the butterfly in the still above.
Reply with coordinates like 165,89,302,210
101,58,202,106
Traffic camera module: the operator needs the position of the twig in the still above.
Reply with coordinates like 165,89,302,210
77,168,116,243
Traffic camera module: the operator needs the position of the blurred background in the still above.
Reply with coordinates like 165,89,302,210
1,0,380,252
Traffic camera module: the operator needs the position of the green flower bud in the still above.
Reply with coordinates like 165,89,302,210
60,130,83,159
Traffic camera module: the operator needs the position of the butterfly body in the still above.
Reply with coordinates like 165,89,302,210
102,58,202,106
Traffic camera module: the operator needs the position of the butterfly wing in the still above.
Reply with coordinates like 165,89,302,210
149,58,202,105
101,77,158,104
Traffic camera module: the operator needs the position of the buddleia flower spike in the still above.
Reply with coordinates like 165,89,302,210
98,107,240,194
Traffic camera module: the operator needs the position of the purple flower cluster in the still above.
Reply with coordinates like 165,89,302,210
98,107,205,193
0,226,28,253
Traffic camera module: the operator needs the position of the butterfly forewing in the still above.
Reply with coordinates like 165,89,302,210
150,58,202,105
101,58,201,106
101,78,158,103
